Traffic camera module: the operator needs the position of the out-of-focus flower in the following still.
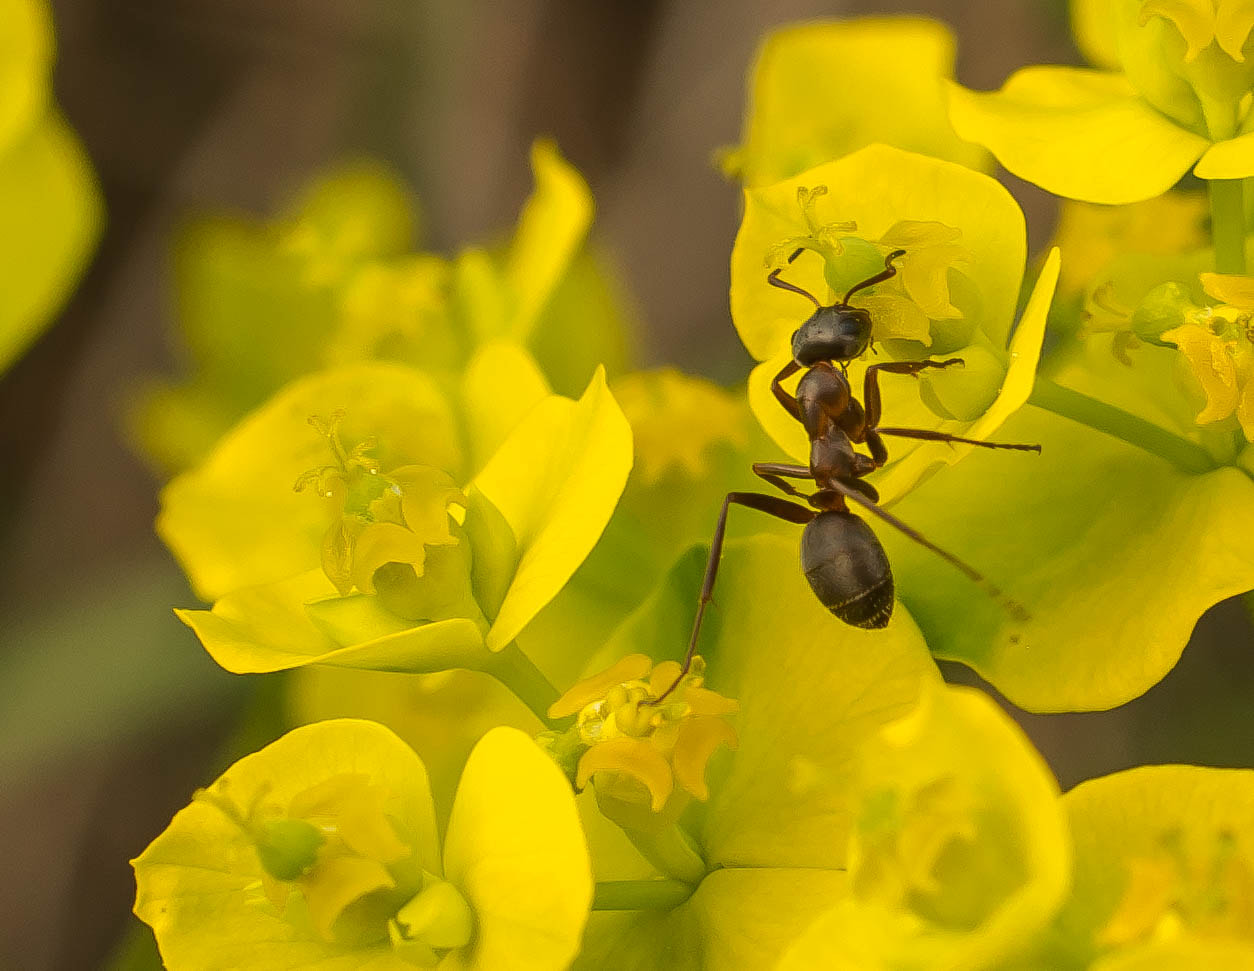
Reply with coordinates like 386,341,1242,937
0,0,102,374
721,18,989,187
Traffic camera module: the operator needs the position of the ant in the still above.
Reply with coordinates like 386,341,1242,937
654,247,1039,703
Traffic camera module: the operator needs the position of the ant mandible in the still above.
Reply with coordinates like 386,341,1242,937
655,247,1039,703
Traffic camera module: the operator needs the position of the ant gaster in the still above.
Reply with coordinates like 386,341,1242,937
655,247,1039,703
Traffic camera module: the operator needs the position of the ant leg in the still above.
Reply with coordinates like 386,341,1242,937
772,360,802,422
824,477,1030,623
863,358,964,428
652,492,816,704
875,426,1042,453
766,247,821,308
752,461,813,501
862,359,1040,453
843,249,906,304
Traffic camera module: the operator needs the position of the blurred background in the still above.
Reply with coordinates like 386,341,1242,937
2,0,1251,967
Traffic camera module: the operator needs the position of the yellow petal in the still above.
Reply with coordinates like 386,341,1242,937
0,0,51,153
1071,0,1122,69
1162,321,1240,422
548,653,653,719
1199,270,1254,306
0,112,102,375
460,341,552,474
441,727,591,971
729,17,989,187
576,735,674,812
683,686,740,718
301,854,395,942
350,522,429,595
1217,0,1254,59
1195,129,1254,177
1140,0,1217,61
947,68,1209,204
1237,348,1254,439
859,293,936,345
503,139,593,341
475,367,633,651
180,571,489,675
672,716,739,801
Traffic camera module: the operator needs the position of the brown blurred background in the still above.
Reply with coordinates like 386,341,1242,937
1,1,1251,967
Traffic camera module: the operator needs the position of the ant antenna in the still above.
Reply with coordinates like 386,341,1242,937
766,247,821,309
843,249,906,305
827,478,1030,624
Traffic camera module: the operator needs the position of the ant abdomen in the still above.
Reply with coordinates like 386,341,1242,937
800,510,894,629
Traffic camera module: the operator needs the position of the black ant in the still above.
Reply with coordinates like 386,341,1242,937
655,247,1039,702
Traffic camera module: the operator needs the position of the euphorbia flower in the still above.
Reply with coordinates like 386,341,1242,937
0,0,101,375
159,353,631,699
720,18,989,188
544,653,739,830
775,684,1070,969
949,0,1254,203
572,535,943,968
730,144,1060,504
1027,764,1254,968
1162,270,1254,439
132,720,592,970
131,139,618,476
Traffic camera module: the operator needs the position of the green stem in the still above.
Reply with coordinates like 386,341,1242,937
1028,378,1217,475
623,824,708,885
592,879,695,911
1208,178,1246,275
484,642,563,729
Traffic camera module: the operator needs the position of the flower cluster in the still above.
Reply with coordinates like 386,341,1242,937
117,9,1254,971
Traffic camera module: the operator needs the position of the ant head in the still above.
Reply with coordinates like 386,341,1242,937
791,304,872,366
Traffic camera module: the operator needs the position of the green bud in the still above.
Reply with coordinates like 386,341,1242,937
1131,281,1196,342
254,818,324,881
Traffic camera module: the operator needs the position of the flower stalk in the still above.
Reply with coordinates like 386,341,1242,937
1209,178,1246,275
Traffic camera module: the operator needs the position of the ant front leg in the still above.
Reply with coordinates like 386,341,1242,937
771,360,802,422
652,491,816,704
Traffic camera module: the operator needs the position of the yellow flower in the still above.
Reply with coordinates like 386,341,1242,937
1161,270,1254,438
545,653,738,823
133,721,592,970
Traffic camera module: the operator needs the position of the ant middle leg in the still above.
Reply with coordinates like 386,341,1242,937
863,358,1041,454
652,491,816,704
863,358,965,428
